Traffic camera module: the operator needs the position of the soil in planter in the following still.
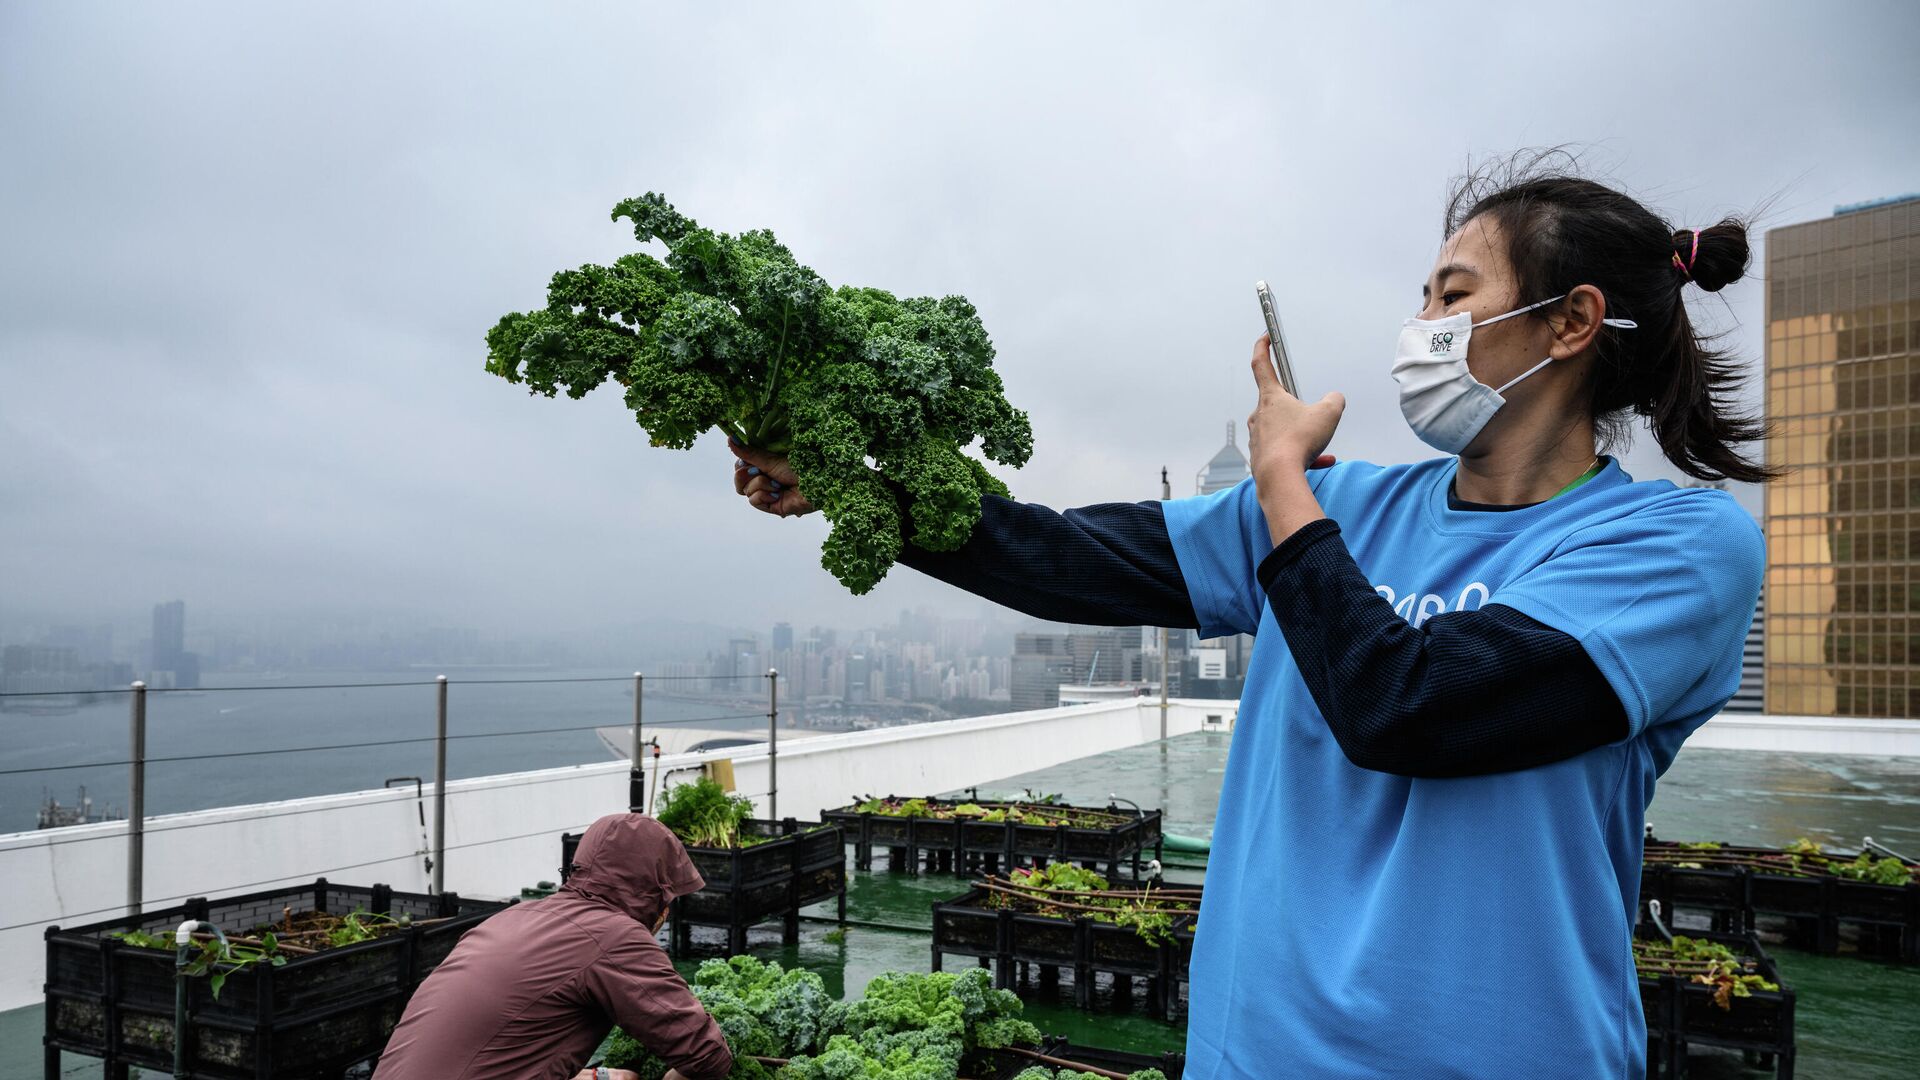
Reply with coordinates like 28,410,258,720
113,907,428,967
979,864,1199,946
1632,936,1779,1010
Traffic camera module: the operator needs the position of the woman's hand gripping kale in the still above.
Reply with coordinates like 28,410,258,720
732,437,814,519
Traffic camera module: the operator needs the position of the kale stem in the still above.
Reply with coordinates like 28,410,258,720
752,402,790,446
761,301,791,413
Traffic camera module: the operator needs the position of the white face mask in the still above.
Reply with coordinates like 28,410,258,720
1391,295,1638,454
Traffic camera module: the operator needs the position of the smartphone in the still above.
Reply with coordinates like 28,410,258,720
1254,281,1299,397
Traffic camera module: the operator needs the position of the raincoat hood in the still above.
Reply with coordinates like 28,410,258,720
561,813,704,926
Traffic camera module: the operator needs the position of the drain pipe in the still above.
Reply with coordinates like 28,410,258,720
174,920,227,1077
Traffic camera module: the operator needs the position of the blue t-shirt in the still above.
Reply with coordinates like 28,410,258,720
1162,456,1763,1079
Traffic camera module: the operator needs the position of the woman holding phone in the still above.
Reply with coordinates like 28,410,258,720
730,161,1769,1078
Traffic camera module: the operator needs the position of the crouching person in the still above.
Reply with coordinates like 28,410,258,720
374,814,733,1080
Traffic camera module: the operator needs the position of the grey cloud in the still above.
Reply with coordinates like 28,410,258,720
3,0,1916,641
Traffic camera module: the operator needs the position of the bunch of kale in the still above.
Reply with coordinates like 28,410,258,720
598,960,1042,1080
600,956,830,1080
485,193,1033,594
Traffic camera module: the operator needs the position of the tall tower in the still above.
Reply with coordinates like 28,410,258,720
1197,421,1251,495
1762,193,1919,718
151,600,185,672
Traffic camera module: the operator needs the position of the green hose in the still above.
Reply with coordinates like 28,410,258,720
1162,832,1211,854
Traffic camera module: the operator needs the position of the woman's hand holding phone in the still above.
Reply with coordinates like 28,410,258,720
1246,333,1342,543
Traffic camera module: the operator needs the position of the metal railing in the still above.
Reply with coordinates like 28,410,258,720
0,668,785,918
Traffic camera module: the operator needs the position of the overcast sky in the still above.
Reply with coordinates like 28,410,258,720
3,1,1917,642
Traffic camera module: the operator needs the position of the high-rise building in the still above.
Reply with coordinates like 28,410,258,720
1762,193,1919,718
771,622,794,653
846,652,872,705
1197,421,1250,495
152,601,185,670
1192,424,1255,686
726,637,759,680
1064,627,1128,685
1723,589,1767,714
1011,632,1075,711
149,600,199,689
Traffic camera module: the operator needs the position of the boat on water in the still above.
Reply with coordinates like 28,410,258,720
0,695,85,716
36,787,123,829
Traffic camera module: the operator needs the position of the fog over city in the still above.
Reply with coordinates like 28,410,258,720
4,2,1917,654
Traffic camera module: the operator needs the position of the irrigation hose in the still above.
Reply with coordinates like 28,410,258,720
174,920,226,1079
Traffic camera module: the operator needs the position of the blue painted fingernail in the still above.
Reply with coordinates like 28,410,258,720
748,467,761,477
771,481,783,491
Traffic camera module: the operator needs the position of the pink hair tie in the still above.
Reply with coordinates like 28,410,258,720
1672,228,1701,279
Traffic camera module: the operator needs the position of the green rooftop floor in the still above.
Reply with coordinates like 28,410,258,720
7,732,1918,1078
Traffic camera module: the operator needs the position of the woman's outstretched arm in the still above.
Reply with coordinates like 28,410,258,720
896,495,1198,627
728,438,1197,627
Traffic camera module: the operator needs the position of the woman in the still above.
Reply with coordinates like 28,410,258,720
731,165,1768,1078
376,814,730,1080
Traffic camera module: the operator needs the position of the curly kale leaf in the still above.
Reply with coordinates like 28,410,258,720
775,1033,955,1080
601,957,827,1076
691,955,834,1057
487,193,1032,594
829,968,1037,1059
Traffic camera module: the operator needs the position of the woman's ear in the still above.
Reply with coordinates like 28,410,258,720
1550,284,1608,359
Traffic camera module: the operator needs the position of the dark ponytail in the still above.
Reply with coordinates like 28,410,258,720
1446,151,1778,483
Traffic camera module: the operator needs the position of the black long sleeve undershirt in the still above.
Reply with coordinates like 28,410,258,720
1257,518,1627,778
897,495,1200,629
900,495,1627,778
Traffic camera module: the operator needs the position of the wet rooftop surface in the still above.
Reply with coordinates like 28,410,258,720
7,731,1919,1078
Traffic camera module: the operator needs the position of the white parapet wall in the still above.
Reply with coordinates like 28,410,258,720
0,698,1233,1012
1690,712,1920,756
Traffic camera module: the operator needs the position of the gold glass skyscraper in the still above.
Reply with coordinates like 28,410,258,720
1763,194,1918,718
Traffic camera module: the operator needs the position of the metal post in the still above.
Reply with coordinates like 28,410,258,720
631,672,645,765
127,681,146,916
1159,466,1172,741
630,672,645,812
767,669,779,821
433,675,447,896
1159,627,1170,741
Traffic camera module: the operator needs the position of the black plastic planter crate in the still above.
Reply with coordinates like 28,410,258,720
1642,838,1920,961
561,818,846,955
1636,928,1795,1079
931,886,1197,1017
42,878,507,1080
1008,912,1080,966
931,900,1001,958
824,796,1165,878
1747,872,1825,917
1834,878,1918,923
1641,860,1748,924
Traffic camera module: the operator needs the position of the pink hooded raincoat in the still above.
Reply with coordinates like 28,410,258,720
374,813,733,1080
